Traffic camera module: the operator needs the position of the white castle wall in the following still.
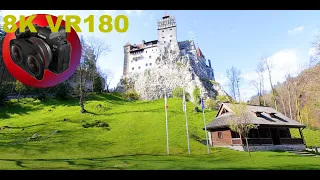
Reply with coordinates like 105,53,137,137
128,46,159,74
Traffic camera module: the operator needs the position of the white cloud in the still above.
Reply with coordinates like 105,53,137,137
215,73,229,87
308,47,316,57
208,30,214,36
288,26,304,35
241,49,308,102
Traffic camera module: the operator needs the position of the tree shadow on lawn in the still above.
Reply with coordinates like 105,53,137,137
1,153,319,170
0,103,39,120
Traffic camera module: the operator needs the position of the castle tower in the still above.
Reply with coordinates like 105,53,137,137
157,13,178,48
123,42,131,76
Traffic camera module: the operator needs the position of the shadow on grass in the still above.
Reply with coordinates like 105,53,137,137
1,153,319,170
0,103,39,120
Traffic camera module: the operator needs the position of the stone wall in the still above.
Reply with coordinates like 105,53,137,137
118,42,227,102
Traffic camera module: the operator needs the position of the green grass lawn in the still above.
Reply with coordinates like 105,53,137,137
0,93,319,170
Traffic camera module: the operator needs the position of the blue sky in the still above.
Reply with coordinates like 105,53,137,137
2,10,319,100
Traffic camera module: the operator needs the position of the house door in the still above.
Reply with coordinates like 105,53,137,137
270,128,281,145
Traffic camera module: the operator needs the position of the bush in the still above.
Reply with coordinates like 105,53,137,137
0,87,7,105
93,76,104,93
55,82,72,100
216,95,230,103
123,91,139,100
205,98,218,110
173,87,183,98
193,87,201,104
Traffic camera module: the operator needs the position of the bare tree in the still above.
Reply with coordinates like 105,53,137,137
251,59,266,106
285,74,293,119
103,69,114,92
226,66,242,102
228,103,257,156
86,36,110,94
78,35,87,113
263,56,278,110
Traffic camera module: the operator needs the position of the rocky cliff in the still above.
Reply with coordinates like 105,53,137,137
118,43,228,102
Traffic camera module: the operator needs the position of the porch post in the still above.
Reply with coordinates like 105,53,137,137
276,128,281,145
299,128,306,145
268,128,274,144
257,128,261,145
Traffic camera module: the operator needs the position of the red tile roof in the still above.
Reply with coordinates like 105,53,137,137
196,47,204,58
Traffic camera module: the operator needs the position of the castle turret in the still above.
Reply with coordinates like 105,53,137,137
157,13,178,48
208,59,212,68
123,42,131,76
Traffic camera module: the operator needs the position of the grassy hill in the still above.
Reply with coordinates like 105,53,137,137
0,93,320,170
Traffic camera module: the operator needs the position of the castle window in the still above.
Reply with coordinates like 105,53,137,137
146,63,148,66
149,56,151,59
149,63,152,66
138,66,141,69
170,40,171,42
132,67,134,70
170,28,172,30
164,41,166,43
162,37,165,38
170,35,172,37
191,73,195,80
162,30,164,32
146,51,147,53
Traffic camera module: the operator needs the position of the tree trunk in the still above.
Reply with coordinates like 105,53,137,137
92,75,94,94
287,85,293,119
280,95,287,116
245,138,251,156
79,69,86,113
18,90,21,102
258,95,262,106
294,91,301,122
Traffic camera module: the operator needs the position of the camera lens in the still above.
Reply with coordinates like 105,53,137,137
10,44,23,64
27,55,41,76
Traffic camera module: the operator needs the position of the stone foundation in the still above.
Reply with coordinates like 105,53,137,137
227,144,306,152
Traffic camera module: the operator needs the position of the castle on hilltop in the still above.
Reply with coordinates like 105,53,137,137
123,13,215,81
120,13,225,101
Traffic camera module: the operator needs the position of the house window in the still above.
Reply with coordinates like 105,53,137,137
218,132,223,139
231,131,240,138
146,63,148,66
255,112,262,117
